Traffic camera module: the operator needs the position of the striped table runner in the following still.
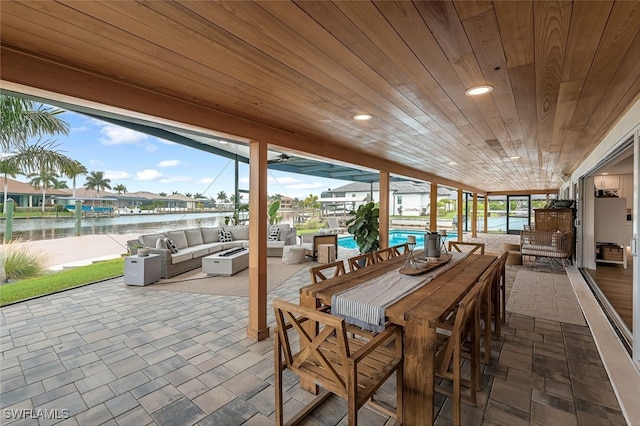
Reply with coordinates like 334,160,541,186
332,252,466,332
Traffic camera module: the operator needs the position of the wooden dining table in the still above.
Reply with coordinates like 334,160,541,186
299,251,497,425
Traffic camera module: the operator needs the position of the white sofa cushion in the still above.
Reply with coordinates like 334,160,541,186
185,228,204,246
140,233,166,248
171,251,193,263
267,240,285,249
276,224,290,240
181,245,209,258
166,230,188,249
201,227,222,243
226,225,249,241
202,243,224,254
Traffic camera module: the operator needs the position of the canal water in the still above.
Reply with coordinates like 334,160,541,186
1,212,231,242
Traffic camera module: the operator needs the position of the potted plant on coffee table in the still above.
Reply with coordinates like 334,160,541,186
346,201,380,254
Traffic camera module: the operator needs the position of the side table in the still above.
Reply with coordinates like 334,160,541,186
317,244,336,264
124,254,161,286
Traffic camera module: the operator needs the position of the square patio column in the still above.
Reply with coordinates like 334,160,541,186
430,182,438,232
379,171,390,248
457,189,464,239
472,193,478,238
247,139,269,341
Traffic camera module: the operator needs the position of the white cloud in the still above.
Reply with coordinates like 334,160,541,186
99,124,148,146
144,143,157,153
105,170,130,180
89,159,105,167
198,178,214,184
158,159,181,168
160,176,192,183
136,169,164,181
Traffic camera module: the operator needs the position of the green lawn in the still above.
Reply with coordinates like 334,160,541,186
0,258,124,306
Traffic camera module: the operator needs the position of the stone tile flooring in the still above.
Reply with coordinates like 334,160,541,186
0,235,629,425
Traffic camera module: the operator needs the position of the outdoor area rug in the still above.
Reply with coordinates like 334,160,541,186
143,258,308,297
506,270,586,326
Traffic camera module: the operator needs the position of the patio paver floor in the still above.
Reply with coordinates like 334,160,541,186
0,233,627,425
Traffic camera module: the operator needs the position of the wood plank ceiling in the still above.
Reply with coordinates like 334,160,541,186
1,1,639,192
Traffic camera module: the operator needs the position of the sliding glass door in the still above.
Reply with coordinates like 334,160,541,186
506,195,531,234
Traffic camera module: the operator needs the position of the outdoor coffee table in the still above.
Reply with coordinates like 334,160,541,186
202,247,249,276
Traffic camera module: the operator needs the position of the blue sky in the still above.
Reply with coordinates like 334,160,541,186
27,108,352,200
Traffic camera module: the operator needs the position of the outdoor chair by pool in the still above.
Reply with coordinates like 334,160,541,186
273,299,403,426
300,233,338,261
327,216,348,233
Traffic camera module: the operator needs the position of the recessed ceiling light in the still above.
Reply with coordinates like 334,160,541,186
353,114,372,121
465,85,493,96
448,162,457,165
218,140,228,144
509,156,520,160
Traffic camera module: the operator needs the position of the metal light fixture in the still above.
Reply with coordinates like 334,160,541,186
353,114,372,121
465,85,493,96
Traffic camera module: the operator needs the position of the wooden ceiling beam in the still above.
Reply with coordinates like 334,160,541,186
0,46,484,194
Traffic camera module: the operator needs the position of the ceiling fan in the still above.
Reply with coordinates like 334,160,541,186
268,153,291,164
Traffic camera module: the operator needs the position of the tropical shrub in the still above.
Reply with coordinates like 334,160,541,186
2,240,48,281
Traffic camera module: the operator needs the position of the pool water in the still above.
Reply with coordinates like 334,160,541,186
338,229,458,250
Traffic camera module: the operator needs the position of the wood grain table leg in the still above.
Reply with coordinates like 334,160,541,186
404,315,436,425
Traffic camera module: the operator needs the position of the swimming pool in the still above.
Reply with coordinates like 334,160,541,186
338,229,458,250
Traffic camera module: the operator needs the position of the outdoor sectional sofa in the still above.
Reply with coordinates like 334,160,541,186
132,224,297,278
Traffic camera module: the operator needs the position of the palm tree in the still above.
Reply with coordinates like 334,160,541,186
0,158,20,214
184,192,193,198
171,191,180,195
158,192,167,197
193,193,204,199
54,180,68,189
230,194,243,206
0,95,69,151
30,170,60,212
0,95,74,176
84,171,111,198
304,193,320,216
64,160,87,198
216,191,228,203
113,184,127,195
